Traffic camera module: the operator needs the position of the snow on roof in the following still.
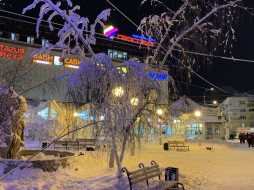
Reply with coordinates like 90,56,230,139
170,95,202,116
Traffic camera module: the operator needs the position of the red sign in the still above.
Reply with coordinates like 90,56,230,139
117,34,155,46
0,44,25,61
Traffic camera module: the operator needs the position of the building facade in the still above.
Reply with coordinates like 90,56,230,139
0,12,170,140
218,95,254,137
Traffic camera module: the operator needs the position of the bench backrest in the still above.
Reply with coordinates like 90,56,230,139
122,163,162,190
67,141,79,146
77,138,96,146
76,138,95,142
168,140,185,145
54,140,67,145
122,167,147,190
144,164,161,181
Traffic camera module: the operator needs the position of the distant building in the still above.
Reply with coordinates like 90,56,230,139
218,94,254,137
169,96,225,140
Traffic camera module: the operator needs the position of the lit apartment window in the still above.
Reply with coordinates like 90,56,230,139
27,36,34,44
241,123,246,127
41,38,49,46
11,33,19,41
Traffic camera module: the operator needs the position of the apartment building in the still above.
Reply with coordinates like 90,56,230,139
218,94,254,136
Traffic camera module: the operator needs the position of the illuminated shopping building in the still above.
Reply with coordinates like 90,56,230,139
0,11,169,140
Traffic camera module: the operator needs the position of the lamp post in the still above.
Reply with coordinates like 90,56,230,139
204,88,214,106
194,110,202,146
157,108,163,145
73,112,79,139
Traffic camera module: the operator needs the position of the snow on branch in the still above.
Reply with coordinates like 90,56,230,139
22,0,111,59
139,0,245,83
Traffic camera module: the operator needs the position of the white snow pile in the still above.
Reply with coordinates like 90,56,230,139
0,139,254,190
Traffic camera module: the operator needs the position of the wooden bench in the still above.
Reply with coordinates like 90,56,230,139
54,140,68,150
53,140,79,150
53,139,96,150
122,160,184,190
76,138,96,151
167,140,189,151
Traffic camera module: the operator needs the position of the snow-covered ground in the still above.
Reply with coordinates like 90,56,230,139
1,139,254,190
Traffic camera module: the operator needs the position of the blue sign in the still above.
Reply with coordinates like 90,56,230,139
132,34,156,42
148,72,168,80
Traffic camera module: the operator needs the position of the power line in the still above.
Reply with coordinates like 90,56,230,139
104,0,254,95
2,9,254,64
175,49,254,64
2,7,254,95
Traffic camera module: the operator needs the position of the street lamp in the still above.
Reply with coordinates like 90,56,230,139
204,88,214,106
130,97,139,106
194,110,202,146
113,87,124,97
213,100,217,105
73,112,79,139
157,108,163,145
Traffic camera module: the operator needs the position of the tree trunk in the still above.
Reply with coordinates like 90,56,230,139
130,140,135,156
109,147,115,168
119,132,129,162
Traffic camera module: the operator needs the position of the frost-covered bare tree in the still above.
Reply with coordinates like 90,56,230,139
23,0,163,177
139,0,247,94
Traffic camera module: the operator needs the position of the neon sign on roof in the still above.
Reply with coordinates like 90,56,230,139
132,34,156,42
103,25,155,46
117,34,155,46
103,25,118,39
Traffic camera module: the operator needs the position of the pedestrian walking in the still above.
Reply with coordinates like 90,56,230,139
247,135,252,147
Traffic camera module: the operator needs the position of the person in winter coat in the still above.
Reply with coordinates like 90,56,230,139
251,133,254,147
247,135,252,147
239,133,243,143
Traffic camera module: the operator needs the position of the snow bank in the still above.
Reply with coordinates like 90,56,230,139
1,139,254,190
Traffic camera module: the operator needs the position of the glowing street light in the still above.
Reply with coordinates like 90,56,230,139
130,98,139,106
157,108,163,115
213,100,217,105
157,108,163,145
73,112,79,117
113,87,124,97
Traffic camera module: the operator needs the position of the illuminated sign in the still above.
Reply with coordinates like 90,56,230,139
117,34,155,46
104,25,118,39
64,58,80,69
148,72,168,80
132,34,155,42
53,56,64,66
0,44,25,60
33,54,53,65
116,67,127,74
33,54,81,68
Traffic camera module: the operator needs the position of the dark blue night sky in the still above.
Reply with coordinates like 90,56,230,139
3,0,254,103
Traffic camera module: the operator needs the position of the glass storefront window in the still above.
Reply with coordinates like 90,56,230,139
11,33,19,41
27,36,34,44
215,126,220,136
79,109,89,121
108,49,128,60
206,126,212,136
37,107,49,120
